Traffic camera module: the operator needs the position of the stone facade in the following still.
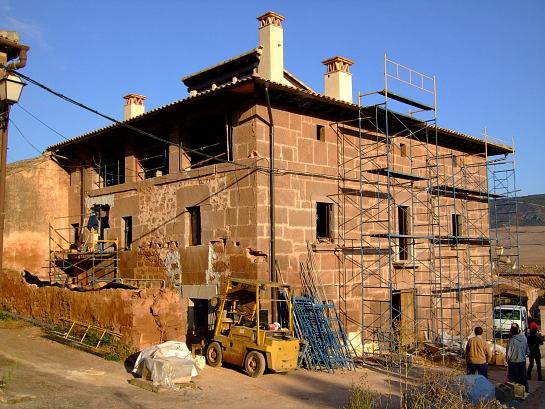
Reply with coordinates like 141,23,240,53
3,12,513,350
4,82,508,349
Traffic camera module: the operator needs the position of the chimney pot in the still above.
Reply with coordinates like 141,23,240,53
123,94,146,121
256,11,286,84
322,56,354,103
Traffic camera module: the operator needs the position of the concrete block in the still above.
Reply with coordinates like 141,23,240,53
297,137,314,164
289,112,302,131
180,285,217,299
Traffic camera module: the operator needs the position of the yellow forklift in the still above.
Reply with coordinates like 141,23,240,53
206,278,305,377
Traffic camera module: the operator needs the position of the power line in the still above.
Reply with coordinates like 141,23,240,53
5,65,359,184
7,118,42,155
16,104,69,141
8,66,273,175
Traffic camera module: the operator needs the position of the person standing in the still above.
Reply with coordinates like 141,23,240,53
527,324,543,381
465,326,491,378
506,325,530,392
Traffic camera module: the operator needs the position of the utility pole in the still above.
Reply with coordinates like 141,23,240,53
0,31,29,295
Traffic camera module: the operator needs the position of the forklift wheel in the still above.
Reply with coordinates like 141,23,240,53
206,342,223,367
244,351,266,378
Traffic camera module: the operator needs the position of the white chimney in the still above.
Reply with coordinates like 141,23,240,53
123,94,147,121
256,11,285,84
322,56,354,103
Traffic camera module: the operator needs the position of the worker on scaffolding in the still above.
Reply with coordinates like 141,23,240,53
465,326,492,378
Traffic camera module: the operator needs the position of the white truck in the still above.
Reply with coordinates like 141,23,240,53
493,305,528,337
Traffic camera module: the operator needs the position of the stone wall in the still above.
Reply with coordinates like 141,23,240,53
1,270,188,351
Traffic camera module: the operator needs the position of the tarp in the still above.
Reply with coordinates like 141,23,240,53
132,341,204,389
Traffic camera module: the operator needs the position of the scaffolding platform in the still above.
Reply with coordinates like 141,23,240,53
49,222,119,286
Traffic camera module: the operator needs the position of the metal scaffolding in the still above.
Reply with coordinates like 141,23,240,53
333,55,516,357
49,217,119,287
487,131,522,339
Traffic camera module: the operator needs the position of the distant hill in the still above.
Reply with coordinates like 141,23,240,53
490,194,545,226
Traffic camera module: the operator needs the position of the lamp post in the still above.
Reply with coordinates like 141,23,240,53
0,72,25,277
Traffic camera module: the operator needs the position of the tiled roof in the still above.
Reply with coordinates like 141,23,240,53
46,75,512,157
182,47,263,92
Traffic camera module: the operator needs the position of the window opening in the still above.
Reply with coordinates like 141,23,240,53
123,216,133,250
453,155,464,168
316,125,325,142
316,202,333,241
95,143,125,187
138,137,169,179
71,223,80,248
90,205,110,252
398,206,411,261
188,206,201,246
400,143,407,157
188,112,232,169
452,214,462,237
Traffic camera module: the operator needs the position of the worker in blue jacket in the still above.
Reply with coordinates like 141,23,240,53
506,325,530,393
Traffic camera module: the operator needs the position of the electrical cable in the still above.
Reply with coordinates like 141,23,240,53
15,104,69,141
4,65,365,184
6,118,42,155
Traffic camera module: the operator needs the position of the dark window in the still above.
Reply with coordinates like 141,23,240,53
400,143,407,157
452,214,462,237
398,206,410,261
316,202,333,240
316,125,325,142
95,143,125,187
138,135,169,179
453,155,463,168
188,206,201,246
123,216,132,250
71,223,80,246
187,112,232,169
90,205,110,252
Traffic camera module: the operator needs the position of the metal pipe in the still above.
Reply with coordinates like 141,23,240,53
6,48,27,70
264,85,276,321
264,85,275,282
0,102,11,279
0,37,30,70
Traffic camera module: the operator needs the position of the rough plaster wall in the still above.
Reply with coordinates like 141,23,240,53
127,173,258,286
5,156,69,278
134,184,179,282
1,270,188,350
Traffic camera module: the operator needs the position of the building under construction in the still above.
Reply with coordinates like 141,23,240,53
4,12,519,354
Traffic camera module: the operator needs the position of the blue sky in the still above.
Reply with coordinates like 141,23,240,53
2,0,544,195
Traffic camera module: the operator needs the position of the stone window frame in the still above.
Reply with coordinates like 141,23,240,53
188,206,202,246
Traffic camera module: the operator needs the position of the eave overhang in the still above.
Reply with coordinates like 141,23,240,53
47,77,512,158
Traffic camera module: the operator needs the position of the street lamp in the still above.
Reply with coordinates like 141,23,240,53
0,72,26,277
0,73,25,106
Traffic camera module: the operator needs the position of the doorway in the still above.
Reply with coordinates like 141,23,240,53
392,290,416,349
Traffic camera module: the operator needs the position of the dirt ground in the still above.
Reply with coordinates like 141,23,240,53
502,226,545,266
1,323,545,409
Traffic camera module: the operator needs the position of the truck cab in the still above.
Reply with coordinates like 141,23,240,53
493,305,528,337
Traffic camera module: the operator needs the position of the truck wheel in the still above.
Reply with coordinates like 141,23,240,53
206,342,223,367
245,351,265,377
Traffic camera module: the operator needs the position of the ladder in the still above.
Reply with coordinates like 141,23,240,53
59,318,121,348
294,296,355,373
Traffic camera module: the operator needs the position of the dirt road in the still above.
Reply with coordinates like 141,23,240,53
2,323,545,408
0,324,382,409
